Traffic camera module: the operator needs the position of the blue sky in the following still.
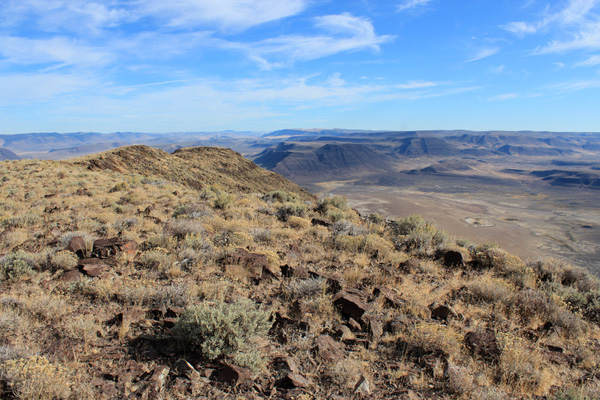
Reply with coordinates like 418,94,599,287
1,0,600,134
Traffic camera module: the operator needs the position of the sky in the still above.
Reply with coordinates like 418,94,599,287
1,0,600,134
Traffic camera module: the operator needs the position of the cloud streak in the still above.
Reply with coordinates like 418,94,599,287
397,0,434,12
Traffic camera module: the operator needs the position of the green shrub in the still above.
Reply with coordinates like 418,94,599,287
276,203,306,222
0,251,35,282
174,299,271,371
389,215,447,253
263,191,297,203
213,192,233,209
316,196,347,213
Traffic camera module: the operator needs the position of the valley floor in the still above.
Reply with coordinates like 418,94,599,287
315,181,600,275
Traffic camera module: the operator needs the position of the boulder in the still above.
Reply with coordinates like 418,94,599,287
333,293,369,320
276,372,313,389
66,236,87,259
60,269,83,282
314,335,344,363
373,286,406,309
215,363,253,386
79,258,111,277
443,250,464,267
430,303,458,322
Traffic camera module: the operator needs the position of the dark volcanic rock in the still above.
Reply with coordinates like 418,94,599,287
333,292,369,320
314,335,344,363
66,236,87,259
443,250,464,267
215,363,253,386
465,330,501,363
276,372,313,389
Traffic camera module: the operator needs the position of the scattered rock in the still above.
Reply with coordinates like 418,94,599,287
309,271,343,294
171,359,199,379
92,237,138,259
465,330,501,363
354,376,371,396
276,372,313,389
271,356,299,374
222,248,270,282
311,218,331,228
215,363,253,386
429,303,458,322
373,285,406,308
79,258,111,277
280,264,308,279
443,250,464,267
314,335,344,363
398,258,420,273
59,268,82,282
334,324,354,341
146,365,170,399
348,318,362,331
66,236,87,259
333,293,369,321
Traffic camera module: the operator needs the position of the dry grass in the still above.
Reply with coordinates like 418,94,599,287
0,148,597,399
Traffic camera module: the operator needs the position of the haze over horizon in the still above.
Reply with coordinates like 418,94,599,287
2,0,600,134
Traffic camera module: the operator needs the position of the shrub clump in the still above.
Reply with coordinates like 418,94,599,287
0,355,72,400
174,299,271,371
389,215,447,253
0,251,35,282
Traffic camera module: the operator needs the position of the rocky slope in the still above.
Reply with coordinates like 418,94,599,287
0,145,599,399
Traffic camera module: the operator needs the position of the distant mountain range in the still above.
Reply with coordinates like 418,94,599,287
2,129,600,191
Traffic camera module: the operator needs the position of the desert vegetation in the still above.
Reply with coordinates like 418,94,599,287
0,145,599,399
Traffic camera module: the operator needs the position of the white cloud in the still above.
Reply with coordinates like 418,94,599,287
0,36,113,68
395,80,436,89
489,65,506,74
490,93,518,101
0,72,95,106
501,21,539,37
502,0,600,53
244,13,394,67
574,54,600,66
465,47,499,62
397,0,434,12
0,0,306,34
138,0,306,32
546,79,600,93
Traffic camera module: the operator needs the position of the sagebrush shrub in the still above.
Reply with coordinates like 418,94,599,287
174,299,271,370
0,251,35,282
0,355,71,400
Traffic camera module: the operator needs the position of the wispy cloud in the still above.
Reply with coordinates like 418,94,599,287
242,13,394,67
395,80,437,89
574,54,600,66
0,36,113,68
138,0,307,33
545,79,600,94
397,0,434,12
502,0,600,53
490,93,518,101
465,47,499,62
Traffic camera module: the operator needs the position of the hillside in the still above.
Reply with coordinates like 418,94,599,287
1,145,600,399
0,148,19,161
75,145,314,201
